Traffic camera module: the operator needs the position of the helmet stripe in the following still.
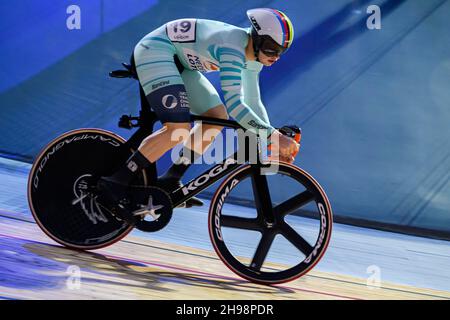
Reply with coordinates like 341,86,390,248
277,10,294,47
272,9,294,48
276,10,290,47
270,9,288,47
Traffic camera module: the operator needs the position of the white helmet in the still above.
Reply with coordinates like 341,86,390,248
247,8,294,58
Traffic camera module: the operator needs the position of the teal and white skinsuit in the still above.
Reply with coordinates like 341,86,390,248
133,19,275,138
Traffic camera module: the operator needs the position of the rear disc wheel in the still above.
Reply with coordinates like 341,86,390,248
28,129,147,250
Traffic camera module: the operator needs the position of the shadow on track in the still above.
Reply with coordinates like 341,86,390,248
8,239,297,295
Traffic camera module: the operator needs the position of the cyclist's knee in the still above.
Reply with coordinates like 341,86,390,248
218,110,229,121
164,122,191,131
164,122,192,143
203,104,229,120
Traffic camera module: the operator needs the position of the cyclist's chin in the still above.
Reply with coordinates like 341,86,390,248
261,58,278,66
262,60,275,66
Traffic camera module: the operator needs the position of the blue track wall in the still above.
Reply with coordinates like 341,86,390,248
0,0,159,93
0,0,449,235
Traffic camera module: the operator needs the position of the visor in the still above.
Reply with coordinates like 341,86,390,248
259,37,287,57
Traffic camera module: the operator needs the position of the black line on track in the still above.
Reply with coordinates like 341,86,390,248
0,212,35,224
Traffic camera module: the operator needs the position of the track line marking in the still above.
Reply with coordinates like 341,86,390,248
0,232,360,300
2,210,449,300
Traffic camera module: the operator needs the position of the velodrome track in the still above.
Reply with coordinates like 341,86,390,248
1,157,449,300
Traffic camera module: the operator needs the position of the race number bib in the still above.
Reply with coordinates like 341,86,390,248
166,19,197,43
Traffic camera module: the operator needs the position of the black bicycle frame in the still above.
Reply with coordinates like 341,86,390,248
115,73,272,218
121,108,266,203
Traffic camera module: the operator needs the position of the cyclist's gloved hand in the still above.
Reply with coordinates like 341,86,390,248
279,125,302,157
269,127,301,163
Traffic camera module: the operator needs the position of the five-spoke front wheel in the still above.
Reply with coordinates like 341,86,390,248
208,161,333,285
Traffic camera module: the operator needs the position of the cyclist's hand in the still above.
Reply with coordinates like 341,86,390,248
269,130,300,163
278,154,295,163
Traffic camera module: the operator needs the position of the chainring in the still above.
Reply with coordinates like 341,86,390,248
129,186,173,232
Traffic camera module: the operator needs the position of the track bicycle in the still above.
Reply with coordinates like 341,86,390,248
27,61,333,284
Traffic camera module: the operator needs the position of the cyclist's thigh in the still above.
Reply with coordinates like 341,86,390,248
180,69,223,115
134,28,190,123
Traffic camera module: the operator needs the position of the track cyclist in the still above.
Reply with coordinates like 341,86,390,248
97,8,300,222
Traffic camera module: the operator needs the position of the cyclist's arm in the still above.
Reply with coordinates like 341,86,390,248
218,47,275,139
241,61,271,125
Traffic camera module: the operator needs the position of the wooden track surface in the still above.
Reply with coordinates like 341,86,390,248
1,217,449,300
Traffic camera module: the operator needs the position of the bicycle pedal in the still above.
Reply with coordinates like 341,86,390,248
176,202,187,209
175,197,204,209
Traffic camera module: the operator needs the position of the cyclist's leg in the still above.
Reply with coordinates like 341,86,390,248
132,29,194,166
97,29,192,214
188,104,228,153
181,69,228,155
158,70,227,207
161,70,227,181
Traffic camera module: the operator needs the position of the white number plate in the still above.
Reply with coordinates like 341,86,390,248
166,19,197,43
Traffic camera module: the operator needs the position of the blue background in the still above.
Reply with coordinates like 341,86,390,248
0,0,449,236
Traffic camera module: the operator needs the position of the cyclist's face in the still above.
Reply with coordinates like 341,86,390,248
258,39,286,66
258,50,281,66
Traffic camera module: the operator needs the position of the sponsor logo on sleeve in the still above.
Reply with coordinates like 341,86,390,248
162,94,178,109
248,120,269,130
152,80,170,90
179,91,190,108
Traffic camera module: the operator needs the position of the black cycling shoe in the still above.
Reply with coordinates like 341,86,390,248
157,176,204,208
96,177,137,225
